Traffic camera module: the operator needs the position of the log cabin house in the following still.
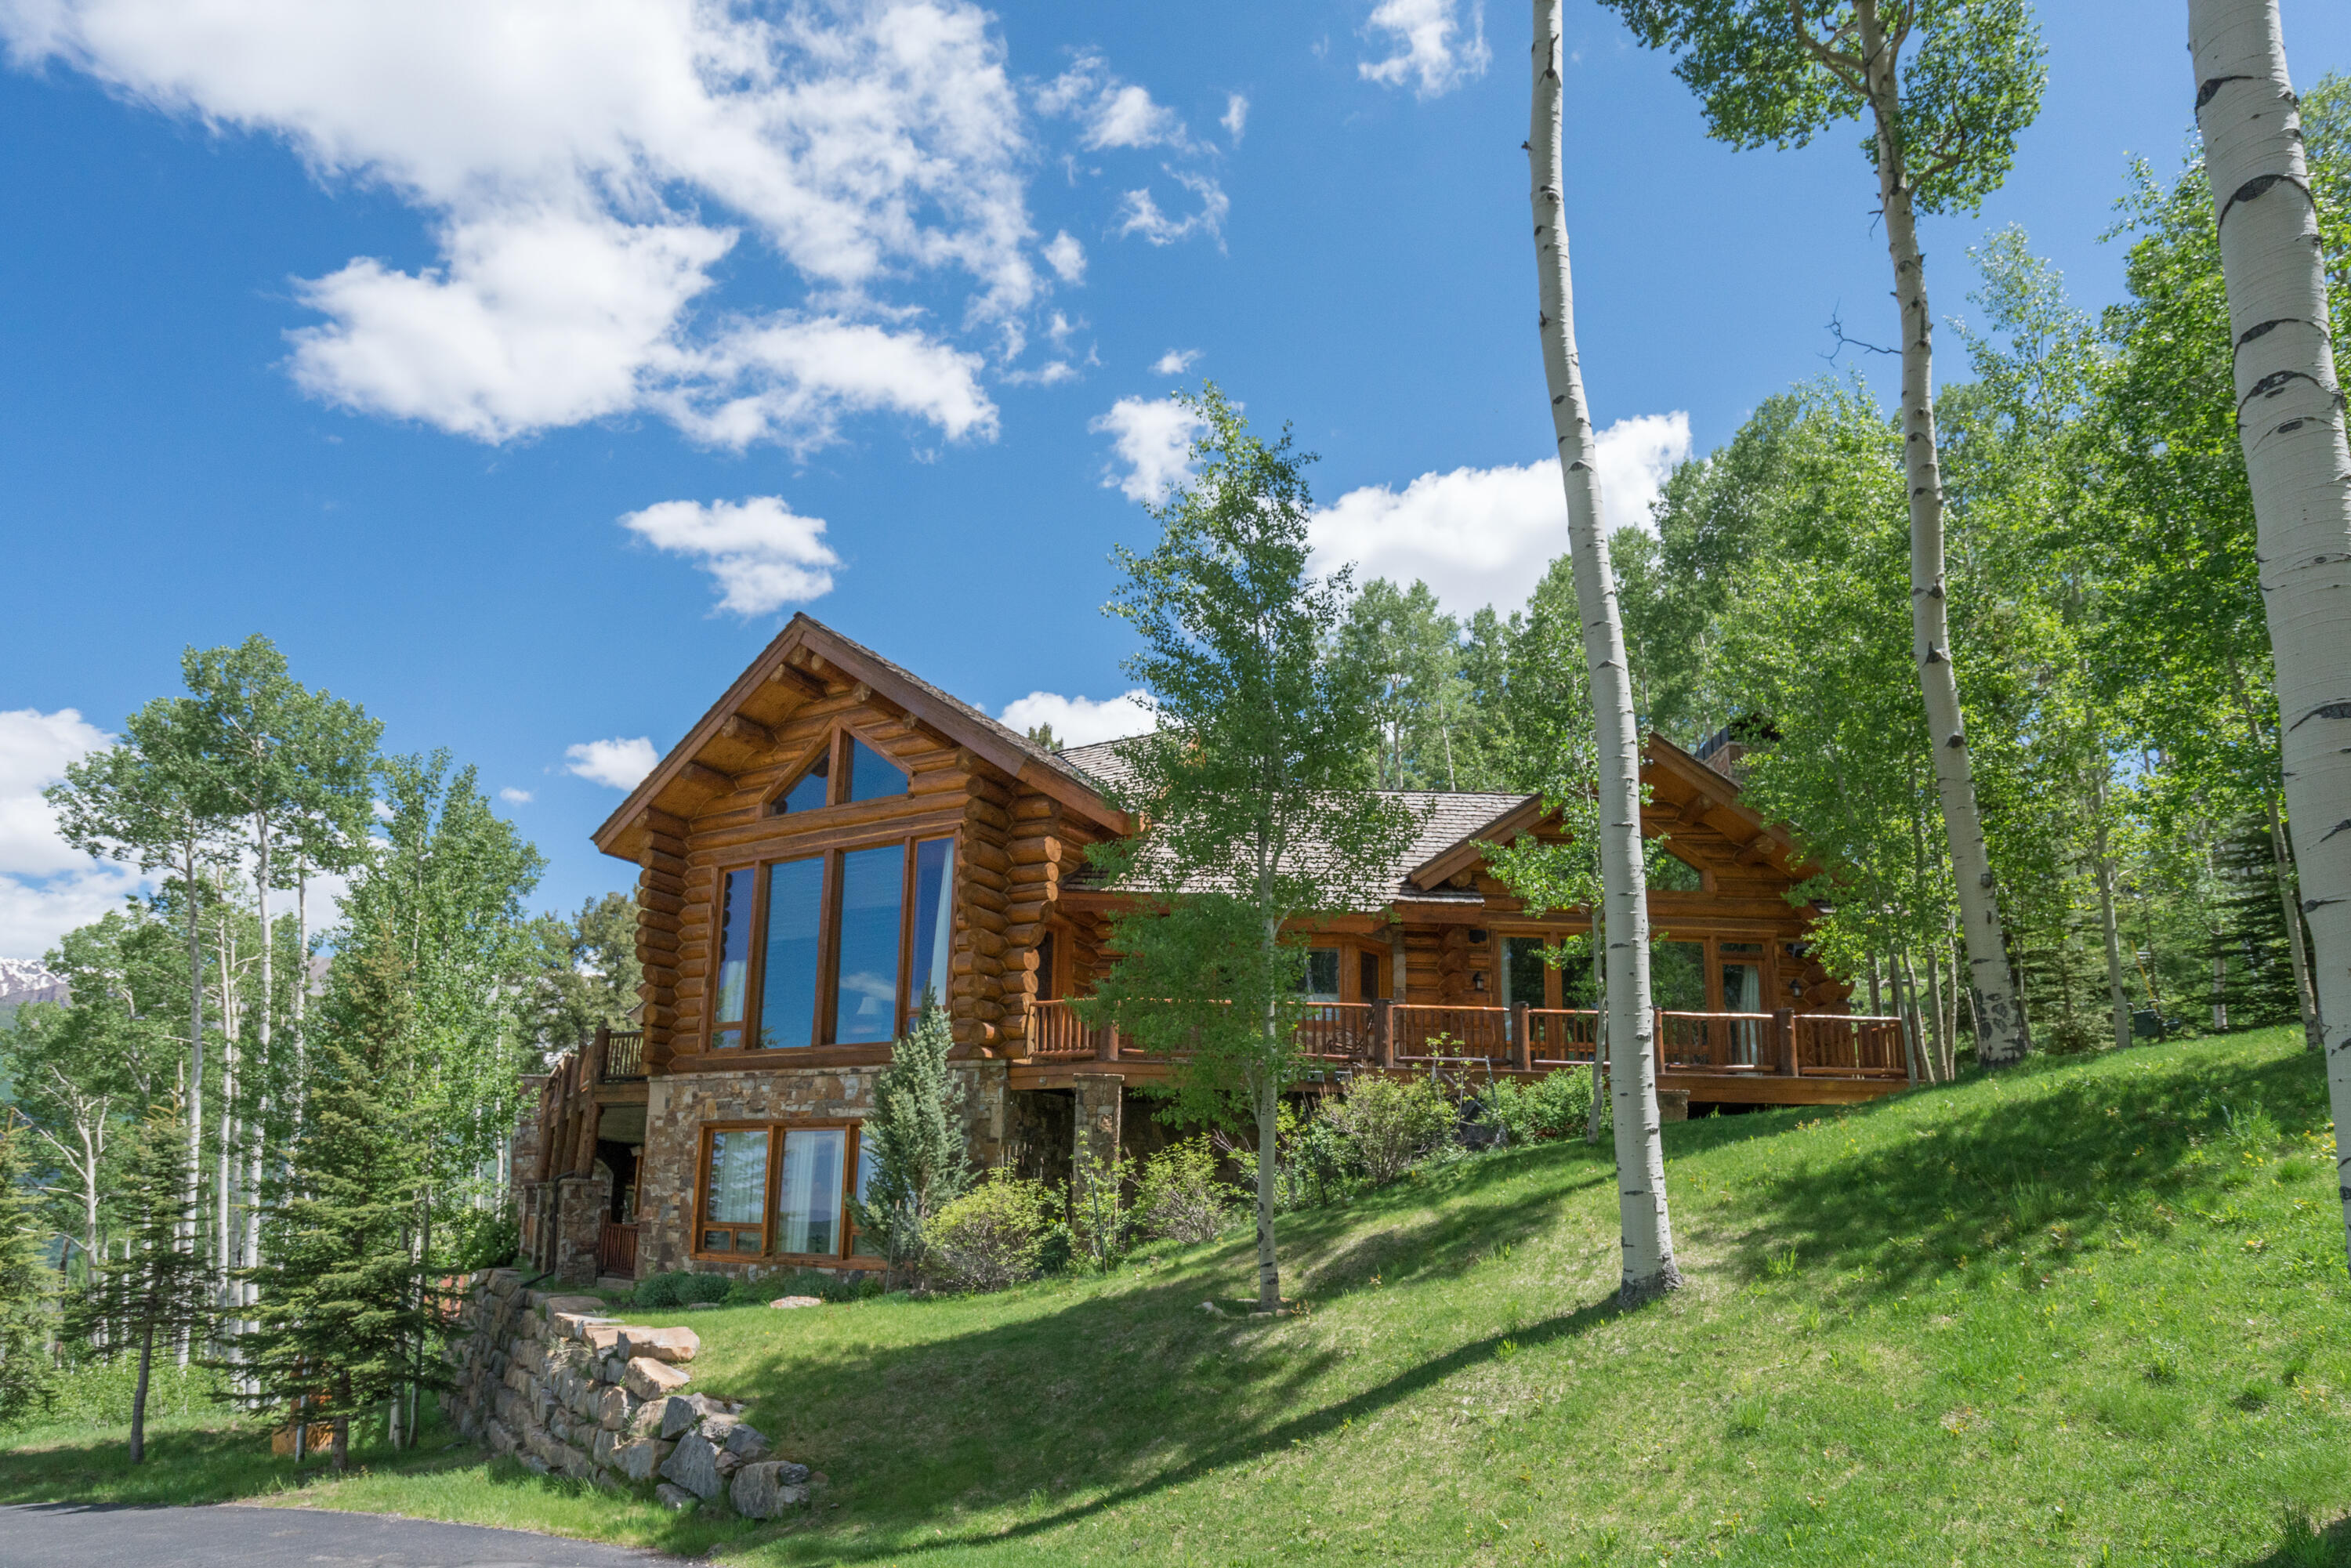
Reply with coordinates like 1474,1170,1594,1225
518,614,1904,1285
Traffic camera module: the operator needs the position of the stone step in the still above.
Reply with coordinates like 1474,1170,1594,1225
596,1276,636,1294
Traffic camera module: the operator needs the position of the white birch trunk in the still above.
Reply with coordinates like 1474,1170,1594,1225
248,813,270,1316
1530,0,1678,1302
2093,805,2132,1052
2190,0,2351,1262
2263,795,2322,1051
1850,6,2030,1067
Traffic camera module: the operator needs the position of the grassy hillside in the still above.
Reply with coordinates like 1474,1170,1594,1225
5,1026,2347,1565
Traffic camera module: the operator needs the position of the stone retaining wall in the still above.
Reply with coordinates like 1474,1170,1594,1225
440,1268,820,1518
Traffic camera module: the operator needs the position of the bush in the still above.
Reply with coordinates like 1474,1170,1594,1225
1067,1150,1132,1269
926,1171,1056,1291
632,1270,731,1309
445,1209,520,1273
1483,1070,1594,1144
1320,1074,1454,1185
1134,1136,1241,1245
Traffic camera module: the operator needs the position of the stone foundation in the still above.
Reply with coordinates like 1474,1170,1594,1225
440,1268,823,1518
635,1060,1012,1277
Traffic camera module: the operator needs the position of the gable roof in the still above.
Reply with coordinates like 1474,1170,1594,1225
591,614,1131,863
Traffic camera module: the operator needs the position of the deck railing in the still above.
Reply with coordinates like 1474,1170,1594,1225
598,1219,639,1280
1023,999,1909,1082
601,1028,647,1081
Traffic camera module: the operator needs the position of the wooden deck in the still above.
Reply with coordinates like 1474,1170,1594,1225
1012,999,1910,1106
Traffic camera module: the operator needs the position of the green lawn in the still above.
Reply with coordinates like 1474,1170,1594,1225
8,1026,2349,1565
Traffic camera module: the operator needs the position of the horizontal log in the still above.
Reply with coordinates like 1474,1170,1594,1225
969,998,1005,1023
961,905,1009,933
1005,922,1043,947
719,713,773,748
964,798,1014,834
638,885,684,917
1012,795,1061,823
639,867,688,898
638,907,682,935
970,929,1006,958
964,839,1012,875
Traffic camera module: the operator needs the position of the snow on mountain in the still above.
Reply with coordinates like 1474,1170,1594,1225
0,958,68,1005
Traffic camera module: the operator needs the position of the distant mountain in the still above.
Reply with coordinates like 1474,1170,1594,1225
0,959,67,1008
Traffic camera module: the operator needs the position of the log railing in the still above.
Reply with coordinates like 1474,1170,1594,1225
601,1028,647,1081
1023,999,1907,1081
1794,1014,1907,1077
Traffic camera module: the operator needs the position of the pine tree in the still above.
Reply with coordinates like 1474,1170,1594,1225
847,1004,971,1288
71,1100,209,1463
237,940,440,1471
0,1110,59,1429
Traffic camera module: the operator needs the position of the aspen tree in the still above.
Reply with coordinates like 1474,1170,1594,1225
2186,0,2351,1261
1605,0,2046,1066
1527,0,1679,1301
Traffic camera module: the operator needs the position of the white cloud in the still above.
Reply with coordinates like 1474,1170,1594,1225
663,317,995,451
1221,92,1248,144
565,737,659,791
498,788,534,804
0,708,145,961
1037,49,1183,150
1150,348,1199,377
1360,0,1491,98
1043,230,1086,284
1306,412,1691,617
621,495,842,616
1091,394,1208,504
1116,169,1229,247
1001,690,1157,748
5,0,1042,450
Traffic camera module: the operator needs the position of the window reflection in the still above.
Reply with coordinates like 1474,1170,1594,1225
780,752,830,814
704,1130,768,1255
712,867,754,1048
846,737,909,802
759,857,824,1049
831,843,905,1043
908,838,955,1012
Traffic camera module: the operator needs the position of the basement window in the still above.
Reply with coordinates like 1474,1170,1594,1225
695,1121,882,1265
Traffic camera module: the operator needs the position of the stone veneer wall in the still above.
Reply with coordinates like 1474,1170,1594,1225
441,1268,818,1517
634,1059,1010,1277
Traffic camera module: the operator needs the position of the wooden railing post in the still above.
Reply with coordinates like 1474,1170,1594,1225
1096,1012,1119,1062
1775,1009,1796,1076
589,1023,610,1085
1373,998,1393,1068
1510,1003,1531,1071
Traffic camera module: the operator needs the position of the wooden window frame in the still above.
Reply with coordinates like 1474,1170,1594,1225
764,720,913,820
702,831,951,1056
690,1118,880,1269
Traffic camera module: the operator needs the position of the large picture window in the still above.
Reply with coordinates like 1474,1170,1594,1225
696,1121,878,1264
707,835,956,1053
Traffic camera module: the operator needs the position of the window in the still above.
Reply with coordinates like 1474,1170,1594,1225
1359,949,1382,1003
1505,936,1550,1009
700,1128,770,1255
1721,961,1762,1012
711,836,956,1053
696,1122,878,1264
711,867,755,1052
846,737,908,802
1651,940,1707,1011
1299,947,1342,1003
773,729,911,816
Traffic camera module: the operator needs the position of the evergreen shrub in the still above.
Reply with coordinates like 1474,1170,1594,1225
632,1270,732,1309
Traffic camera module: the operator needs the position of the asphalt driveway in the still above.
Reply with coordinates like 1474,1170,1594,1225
0,1502,696,1567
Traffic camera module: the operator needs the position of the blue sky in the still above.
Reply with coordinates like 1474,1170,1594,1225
5,0,2349,961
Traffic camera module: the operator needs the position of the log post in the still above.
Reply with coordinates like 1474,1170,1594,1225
1373,998,1393,1069
589,1023,610,1085
1096,1013,1119,1063
1776,1009,1799,1077
1510,1003,1532,1072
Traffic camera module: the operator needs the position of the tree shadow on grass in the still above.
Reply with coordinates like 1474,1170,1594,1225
718,1143,1628,1561
2244,1509,2351,1567
1713,1036,2326,1299
740,1280,1635,1565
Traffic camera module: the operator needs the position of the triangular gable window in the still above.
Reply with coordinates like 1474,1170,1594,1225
1647,846,1704,892
776,752,830,815
845,737,908,802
